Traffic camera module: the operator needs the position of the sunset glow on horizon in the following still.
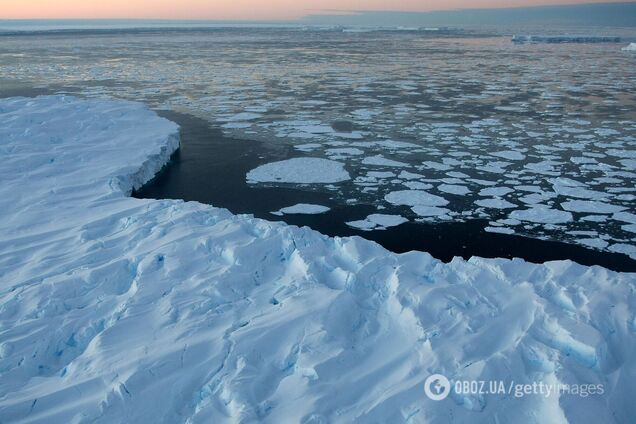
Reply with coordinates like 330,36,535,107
1,0,625,20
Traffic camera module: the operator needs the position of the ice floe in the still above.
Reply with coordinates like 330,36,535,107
271,204,331,215
485,226,515,234
438,184,471,196
346,213,408,231
561,200,626,214
510,207,574,224
361,155,409,167
385,190,449,207
247,157,350,184
476,198,517,209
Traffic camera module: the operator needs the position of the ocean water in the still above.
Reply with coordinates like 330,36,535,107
1,25,635,266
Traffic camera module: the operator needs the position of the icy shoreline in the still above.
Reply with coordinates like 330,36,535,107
1,96,635,423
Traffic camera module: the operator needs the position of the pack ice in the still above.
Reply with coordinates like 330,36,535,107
1,96,635,424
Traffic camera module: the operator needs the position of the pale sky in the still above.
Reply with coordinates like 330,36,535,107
1,0,624,20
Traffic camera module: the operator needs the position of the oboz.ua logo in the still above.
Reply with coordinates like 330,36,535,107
424,374,451,401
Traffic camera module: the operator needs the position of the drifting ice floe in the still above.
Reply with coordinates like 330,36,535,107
476,198,517,209
510,206,574,224
271,204,330,215
385,189,449,207
246,157,350,184
561,200,627,214
2,96,636,423
346,213,408,231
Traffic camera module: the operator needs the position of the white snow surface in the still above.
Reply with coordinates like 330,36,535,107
346,214,408,231
1,96,636,424
510,207,574,224
385,190,449,207
246,157,350,184
272,204,330,215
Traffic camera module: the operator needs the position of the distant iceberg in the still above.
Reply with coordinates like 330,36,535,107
622,42,636,51
512,35,621,44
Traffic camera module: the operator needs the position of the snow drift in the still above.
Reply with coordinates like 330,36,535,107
1,96,635,423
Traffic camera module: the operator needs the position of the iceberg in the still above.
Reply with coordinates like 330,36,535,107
1,96,636,423
622,43,636,52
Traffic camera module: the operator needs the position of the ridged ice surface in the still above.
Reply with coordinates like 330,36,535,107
1,96,635,423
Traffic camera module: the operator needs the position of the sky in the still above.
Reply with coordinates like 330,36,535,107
0,0,628,20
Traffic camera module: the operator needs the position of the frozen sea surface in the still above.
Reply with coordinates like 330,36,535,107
1,27,635,259
2,96,636,423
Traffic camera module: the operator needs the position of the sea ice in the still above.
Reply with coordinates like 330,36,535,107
272,204,331,215
578,238,610,249
411,205,452,217
225,111,261,122
476,198,517,209
485,226,515,235
490,150,526,161
362,155,409,167
247,157,351,184
326,147,364,156
438,184,471,195
561,200,626,214
510,207,574,224
479,187,514,197
346,213,408,231
385,190,449,207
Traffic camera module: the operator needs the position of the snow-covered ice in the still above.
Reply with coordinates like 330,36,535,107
484,226,515,235
361,155,409,168
561,200,627,214
490,150,525,161
476,198,517,209
246,157,350,184
271,204,330,216
346,214,408,231
1,96,636,423
385,190,449,207
438,184,471,196
510,206,574,224
411,205,452,217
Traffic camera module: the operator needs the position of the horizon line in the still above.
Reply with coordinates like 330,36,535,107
2,1,634,22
